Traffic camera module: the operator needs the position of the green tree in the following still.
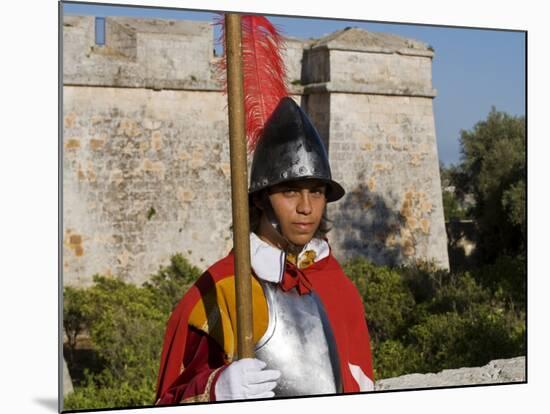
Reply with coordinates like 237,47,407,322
459,107,525,261
439,162,472,221
441,190,466,221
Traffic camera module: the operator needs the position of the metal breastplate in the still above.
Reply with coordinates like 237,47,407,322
255,281,343,397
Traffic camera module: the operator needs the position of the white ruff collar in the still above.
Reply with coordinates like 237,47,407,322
249,232,329,283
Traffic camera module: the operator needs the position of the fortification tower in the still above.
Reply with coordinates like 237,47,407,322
301,28,449,268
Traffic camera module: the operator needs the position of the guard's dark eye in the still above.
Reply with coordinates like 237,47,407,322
283,188,299,196
310,187,326,197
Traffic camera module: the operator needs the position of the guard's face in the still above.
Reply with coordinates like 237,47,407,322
267,179,327,247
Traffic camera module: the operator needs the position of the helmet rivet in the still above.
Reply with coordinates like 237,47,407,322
262,179,268,186
299,166,306,174
281,171,288,179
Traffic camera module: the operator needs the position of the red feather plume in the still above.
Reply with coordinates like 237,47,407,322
216,14,289,153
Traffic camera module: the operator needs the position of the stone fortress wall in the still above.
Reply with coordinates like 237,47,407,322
62,15,449,286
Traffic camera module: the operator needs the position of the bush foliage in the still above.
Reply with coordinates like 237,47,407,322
63,254,200,410
344,256,525,380
64,253,525,409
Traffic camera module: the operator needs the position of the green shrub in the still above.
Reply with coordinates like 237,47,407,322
344,258,415,344
63,254,202,411
343,256,525,380
374,340,421,379
63,276,166,410
64,286,94,367
409,303,525,374
64,370,157,409
85,276,166,375
143,253,201,314
409,311,470,371
472,254,526,307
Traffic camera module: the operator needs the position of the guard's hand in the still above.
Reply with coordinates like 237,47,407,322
214,358,281,400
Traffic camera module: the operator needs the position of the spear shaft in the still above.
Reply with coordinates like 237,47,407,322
224,13,255,359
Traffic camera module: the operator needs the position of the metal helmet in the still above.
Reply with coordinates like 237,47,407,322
249,97,345,202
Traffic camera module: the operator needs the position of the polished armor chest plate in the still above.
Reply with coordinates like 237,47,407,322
255,281,342,397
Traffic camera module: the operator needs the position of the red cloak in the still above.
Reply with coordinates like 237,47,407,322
155,250,374,404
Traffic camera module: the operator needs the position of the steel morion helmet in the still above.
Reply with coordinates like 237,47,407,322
249,97,345,202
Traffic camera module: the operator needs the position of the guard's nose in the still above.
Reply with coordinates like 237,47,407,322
296,190,312,215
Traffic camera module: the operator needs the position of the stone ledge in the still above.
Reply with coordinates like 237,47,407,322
374,356,526,391
309,43,434,58
304,81,437,98
62,78,223,92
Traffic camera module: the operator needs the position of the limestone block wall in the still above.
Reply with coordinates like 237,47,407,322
63,16,231,285
63,87,231,285
326,93,448,266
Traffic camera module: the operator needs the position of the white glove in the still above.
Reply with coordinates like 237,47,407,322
214,358,281,401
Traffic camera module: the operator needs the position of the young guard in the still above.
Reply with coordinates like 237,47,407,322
155,97,374,403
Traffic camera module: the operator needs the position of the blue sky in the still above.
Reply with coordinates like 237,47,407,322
62,1,526,166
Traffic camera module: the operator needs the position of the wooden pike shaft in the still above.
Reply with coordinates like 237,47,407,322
225,13,255,359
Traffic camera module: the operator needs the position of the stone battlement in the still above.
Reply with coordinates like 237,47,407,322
63,16,435,96
63,16,219,90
